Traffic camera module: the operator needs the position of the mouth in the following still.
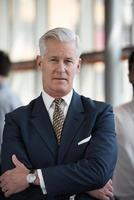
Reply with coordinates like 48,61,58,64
53,78,67,81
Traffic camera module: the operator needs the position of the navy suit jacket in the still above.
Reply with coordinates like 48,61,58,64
1,91,117,200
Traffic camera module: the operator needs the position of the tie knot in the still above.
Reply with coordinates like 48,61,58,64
54,98,63,106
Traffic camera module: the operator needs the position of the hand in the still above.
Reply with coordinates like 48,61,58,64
87,179,113,200
0,155,30,197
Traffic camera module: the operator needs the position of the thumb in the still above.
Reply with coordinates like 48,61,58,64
12,154,24,168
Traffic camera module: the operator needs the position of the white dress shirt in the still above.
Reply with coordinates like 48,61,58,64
37,90,73,194
113,100,134,200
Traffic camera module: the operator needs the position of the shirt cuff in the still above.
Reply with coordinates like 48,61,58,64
37,169,47,194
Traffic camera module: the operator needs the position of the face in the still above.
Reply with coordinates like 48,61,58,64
37,38,81,98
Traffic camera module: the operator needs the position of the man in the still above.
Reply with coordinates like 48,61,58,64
0,51,21,152
0,28,117,200
113,51,134,200
0,50,21,199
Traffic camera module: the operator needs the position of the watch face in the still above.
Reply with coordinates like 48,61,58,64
26,173,36,184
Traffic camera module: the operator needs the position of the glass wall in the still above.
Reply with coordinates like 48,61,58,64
0,0,47,104
0,0,134,105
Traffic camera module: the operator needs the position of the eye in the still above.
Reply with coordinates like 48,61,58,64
49,58,58,62
51,58,56,61
64,59,73,64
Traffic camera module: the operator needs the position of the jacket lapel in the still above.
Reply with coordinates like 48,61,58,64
30,95,58,158
58,92,85,163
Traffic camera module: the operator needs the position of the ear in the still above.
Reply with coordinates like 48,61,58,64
76,58,81,73
36,55,43,71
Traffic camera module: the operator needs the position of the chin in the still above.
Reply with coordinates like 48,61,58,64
53,87,69,96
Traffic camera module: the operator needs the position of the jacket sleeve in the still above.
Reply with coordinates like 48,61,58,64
1,113,32,172
42,104,117,195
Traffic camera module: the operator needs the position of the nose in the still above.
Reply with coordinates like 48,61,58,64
57,61,66,72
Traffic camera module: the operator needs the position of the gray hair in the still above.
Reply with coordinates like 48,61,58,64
39,27,81,58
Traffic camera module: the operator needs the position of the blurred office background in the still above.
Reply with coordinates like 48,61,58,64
0,0,134,106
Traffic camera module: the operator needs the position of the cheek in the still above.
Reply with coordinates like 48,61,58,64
42,65,51,75
42,69,48,80
69,68,78,78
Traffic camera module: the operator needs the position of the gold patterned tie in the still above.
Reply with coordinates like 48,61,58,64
53,98,64,143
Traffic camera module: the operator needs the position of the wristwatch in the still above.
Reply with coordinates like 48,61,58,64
26,170,36,185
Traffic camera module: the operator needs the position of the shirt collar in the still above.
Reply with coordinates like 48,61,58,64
42,90,73,111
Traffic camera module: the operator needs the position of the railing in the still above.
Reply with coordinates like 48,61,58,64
12,46,134,71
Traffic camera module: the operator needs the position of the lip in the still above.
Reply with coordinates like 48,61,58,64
53,78,67,81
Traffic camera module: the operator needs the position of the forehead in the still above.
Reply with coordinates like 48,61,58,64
44,39,77,57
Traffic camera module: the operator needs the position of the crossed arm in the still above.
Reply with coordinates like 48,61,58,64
0,155,113,200
0,104,116,199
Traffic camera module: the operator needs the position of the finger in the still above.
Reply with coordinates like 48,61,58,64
109,179,112,185
0,171,12,184
106,190,114,198
0,177,8,187
101,193,111,200
105,181,113,193
4,190,11,198
12,154,24,168
1,187,5,192
0,174,5,182
0,182,7,188
108,184,113,192
106,179,112,187
106,182,113,192
103,197,110,200
2,186,8,193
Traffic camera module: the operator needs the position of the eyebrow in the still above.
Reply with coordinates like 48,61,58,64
48,56,74,60
65,57,74,60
